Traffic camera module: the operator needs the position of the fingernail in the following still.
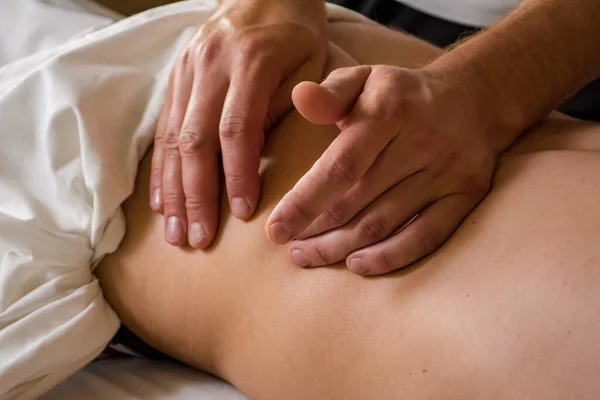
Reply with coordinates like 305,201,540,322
152,188,162,209
291,249,309,267
231,197,251,219
269,221,292,244
348,257,367,275
166,216,184,243
189,222,206,247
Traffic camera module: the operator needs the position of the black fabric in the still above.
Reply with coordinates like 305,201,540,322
329,0,600,121
332,0,479,47
104,325,178,362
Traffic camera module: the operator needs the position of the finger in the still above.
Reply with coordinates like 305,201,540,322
292,65,371,125
220,67,277,220
266,114,396,244
267,70,399,244
162,61,194,246
346,194,476,275
297,138,423,240
266,122,387,243
289,171,434,267
150,71,176,212
179,71,228,248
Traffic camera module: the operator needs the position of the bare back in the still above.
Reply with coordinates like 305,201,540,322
96,17,600,400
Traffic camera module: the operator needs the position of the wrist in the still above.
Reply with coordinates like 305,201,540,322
425,53,525,154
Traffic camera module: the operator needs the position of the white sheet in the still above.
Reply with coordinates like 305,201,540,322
0,0,121,67
0,1,362,399
39,358,249,400
0,1,219,398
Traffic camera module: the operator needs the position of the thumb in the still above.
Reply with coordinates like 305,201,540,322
292,66,371,125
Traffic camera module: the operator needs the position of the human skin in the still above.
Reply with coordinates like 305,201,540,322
149,0,328,248
96,17,600,400
268,0,600,276
149,0,600,278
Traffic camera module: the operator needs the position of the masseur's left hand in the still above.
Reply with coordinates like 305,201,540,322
266,65,508,275
151,0,327,248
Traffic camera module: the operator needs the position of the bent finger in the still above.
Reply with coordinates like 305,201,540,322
266,116,394,244
347,194,476,275
298,139,422,240
292,65,371,125
179,71,227,248
290,171,432,267
220,67,277,220
162,61,194,246
150,71,176,212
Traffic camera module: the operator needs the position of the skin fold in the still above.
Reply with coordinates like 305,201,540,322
96,17,600,400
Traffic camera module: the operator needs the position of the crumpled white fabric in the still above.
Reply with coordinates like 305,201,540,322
0,0,122,67
0,1,219,398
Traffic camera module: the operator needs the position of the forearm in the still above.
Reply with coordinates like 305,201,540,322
430,0,600,151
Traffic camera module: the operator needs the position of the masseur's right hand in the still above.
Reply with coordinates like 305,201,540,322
150,0,327,248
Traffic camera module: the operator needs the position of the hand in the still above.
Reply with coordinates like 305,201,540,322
266,64,509,275
150,0,327,248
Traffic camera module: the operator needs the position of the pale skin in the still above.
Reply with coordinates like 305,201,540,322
97,15,600,399
151,0,600,275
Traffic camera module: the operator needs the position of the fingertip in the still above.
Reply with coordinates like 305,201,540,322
231,196,254,220
292,82,341,125
290,248,310,268
188,221,212,249
291,81,320,103
165,215,187,246
347,256,369,275
268,220,293,244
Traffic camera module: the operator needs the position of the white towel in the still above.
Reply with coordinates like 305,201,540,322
0,1,218,398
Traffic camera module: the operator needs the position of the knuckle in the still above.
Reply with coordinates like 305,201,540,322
164,143,181,160
369,248,395,273
370,96,404,122
358,215,390,242
162,191,182,207
225,172,246,188
325,202,351,226
323,153,361,186
157,130,180,149
185,195,217,212
179,46,193,68
195,37,222,66
220,115,249,140
238,34,270,60
179,129,212,155
313,241,334,265
154,128,167,143
288,192,316,219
